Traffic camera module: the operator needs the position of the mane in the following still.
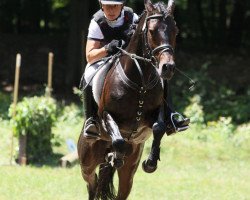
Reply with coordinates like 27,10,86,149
128,1,170,33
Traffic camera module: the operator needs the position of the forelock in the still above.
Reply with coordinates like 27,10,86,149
154,2,168,17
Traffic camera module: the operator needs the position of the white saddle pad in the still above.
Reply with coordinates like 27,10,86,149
92,61,113,104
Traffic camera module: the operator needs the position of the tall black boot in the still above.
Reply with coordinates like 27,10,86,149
164,80,190,135
82,85,100,138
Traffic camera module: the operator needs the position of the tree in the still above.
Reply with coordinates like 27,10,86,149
228,0,247,47
65,0,99,89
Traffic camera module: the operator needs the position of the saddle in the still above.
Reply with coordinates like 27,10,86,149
92,56,118,104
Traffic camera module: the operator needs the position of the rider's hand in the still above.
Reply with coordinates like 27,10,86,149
105,40,122,55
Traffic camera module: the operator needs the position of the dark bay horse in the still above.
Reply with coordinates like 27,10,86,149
78,0,178,199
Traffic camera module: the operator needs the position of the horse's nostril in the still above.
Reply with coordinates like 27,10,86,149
163,63,175,71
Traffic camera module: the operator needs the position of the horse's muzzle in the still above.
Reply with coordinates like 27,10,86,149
160,62,175,80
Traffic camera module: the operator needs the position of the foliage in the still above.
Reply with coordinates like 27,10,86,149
52,103,83,156
233,124,250,151
183,94,236,143
1,0,250,48
57,103,82,124
9,96,58,163
172,61,250,125
184,95,204,125
0,92,11,119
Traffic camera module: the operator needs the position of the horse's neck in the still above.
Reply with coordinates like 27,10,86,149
120,32,154,84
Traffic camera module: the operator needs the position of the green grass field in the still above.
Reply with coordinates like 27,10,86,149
1,104,250,200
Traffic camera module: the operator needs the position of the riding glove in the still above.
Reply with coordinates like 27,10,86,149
105,40,123,55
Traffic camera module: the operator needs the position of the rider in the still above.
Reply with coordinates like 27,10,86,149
82,0,189,138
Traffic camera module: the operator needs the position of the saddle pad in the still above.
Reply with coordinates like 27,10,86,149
92,60,113,104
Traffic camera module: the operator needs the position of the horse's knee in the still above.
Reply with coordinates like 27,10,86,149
82,168,96,182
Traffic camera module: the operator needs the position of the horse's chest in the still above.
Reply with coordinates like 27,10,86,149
109,87,160,106
106,84,162,124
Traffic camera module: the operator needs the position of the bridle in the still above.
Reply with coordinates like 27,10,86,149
142,12,175,64
118,11,175,68
116,11,176,89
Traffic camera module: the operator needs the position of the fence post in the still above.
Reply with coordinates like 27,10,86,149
46,52,54,97
10,53,21,165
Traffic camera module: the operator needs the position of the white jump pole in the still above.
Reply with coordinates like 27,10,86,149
10,53,21,165
46,52,54,97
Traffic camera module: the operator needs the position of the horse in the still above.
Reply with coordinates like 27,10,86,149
78,0,178,199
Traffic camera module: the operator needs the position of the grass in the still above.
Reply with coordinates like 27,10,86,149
1,122,250,200
0,157,249,200
0,94,250,200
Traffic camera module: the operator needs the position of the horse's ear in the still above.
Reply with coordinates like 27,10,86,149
167,0,175,16
144,0,154,12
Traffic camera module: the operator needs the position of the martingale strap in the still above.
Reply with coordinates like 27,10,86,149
116,59,161,140
116,60,160,91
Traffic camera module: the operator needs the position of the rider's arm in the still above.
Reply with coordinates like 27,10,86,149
86,19,108,64
86,40,108,64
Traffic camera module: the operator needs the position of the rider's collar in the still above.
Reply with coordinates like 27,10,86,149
104,10,124,27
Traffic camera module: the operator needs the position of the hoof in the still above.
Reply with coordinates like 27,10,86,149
142,160,157,173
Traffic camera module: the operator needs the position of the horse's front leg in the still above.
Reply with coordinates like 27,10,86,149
103,111,126,168
78,135,105,200
142,105,165,173
116,143,144,200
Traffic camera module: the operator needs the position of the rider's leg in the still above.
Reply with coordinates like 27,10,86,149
83,85,99,137
164,80,190,135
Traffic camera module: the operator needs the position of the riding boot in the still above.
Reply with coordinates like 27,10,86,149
82,85,100,139
164,80,190,135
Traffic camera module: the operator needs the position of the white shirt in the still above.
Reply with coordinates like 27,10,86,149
87,9,138,41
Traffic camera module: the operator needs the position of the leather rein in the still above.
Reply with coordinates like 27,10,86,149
115,12,175,139
116,12,174,91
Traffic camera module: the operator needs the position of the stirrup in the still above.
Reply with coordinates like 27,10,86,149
83,118,100,139
166,112,189,135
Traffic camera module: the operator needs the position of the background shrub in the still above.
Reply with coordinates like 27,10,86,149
9,96,57,164
0,92,11,119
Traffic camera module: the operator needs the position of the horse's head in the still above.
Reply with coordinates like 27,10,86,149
143,0,178,80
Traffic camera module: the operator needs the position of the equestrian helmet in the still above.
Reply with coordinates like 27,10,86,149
99,0,125,5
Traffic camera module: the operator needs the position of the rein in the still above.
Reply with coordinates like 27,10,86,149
114,12,175,139
116,12,173,91
117,12,195,92
117,47,159,90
